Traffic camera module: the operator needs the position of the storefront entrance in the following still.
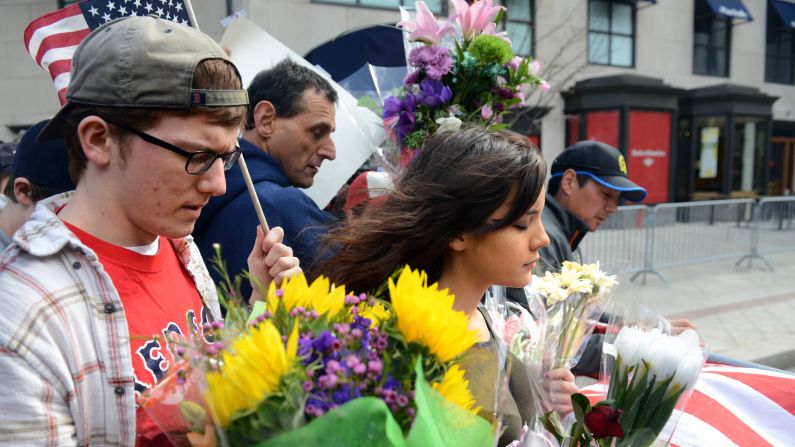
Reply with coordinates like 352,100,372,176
771,137,795,196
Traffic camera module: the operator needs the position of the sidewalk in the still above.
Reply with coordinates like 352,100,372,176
610,251,795,370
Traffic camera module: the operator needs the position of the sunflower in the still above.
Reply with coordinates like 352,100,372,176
204,320,299,427
432,364,480,414
358,301,391,327
266,273,346,318
388,266,478,362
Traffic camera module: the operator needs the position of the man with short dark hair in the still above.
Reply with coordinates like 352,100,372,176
0,119,75,251
540,140,646,271
195,58,338,292
0,17,300,445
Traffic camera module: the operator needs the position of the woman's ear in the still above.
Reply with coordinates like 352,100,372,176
448,234,469,252
77,116,115,168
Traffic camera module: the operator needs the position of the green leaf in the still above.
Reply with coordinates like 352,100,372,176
571,393,592,423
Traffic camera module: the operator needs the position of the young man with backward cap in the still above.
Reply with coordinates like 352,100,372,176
0,16,300,445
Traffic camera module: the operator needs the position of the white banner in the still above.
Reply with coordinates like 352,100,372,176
219,17,384,208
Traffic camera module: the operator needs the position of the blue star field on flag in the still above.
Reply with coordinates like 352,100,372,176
80,0,191,29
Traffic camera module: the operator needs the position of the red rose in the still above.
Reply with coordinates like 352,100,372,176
584,406,624,439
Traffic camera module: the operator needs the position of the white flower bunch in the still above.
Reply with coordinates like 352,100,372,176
613,325,704,392
536,261,617,305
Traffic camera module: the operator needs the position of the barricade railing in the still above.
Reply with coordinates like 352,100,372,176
577,197,795,285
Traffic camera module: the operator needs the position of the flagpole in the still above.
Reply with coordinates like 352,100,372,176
182,2,269,234
183,0,200,31
238,153,270,233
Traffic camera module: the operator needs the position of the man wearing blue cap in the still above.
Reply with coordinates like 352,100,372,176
0,120,75,251
541,140,647,270
506,140,647,380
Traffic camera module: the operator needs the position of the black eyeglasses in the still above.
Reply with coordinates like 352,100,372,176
106,120,241,175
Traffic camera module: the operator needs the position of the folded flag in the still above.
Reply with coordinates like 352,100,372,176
580,363,795,446
24,0,193,105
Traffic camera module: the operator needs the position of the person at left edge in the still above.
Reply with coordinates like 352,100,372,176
0,16,300,446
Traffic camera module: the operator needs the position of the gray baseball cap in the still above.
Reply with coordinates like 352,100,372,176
39,15,248,142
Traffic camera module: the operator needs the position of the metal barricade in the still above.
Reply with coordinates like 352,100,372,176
577,205,648,276
563,197,794,285
650,199,755,270
752,196,795,257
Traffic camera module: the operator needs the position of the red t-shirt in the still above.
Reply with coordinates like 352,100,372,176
63,221,207,446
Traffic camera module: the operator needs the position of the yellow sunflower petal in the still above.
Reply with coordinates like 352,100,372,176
204,321,294,427
389,266,478,362
432,364,480,414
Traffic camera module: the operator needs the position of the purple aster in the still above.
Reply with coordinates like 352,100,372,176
408,45,453,80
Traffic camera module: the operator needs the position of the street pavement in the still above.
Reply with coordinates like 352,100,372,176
610,251,795,370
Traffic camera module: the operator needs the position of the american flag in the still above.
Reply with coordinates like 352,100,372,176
24,0,193,105
580,363,795,446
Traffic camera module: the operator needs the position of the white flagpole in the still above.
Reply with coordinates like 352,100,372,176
184,1,270,234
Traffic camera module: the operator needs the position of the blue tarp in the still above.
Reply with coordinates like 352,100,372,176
771,0,795,29
304,25,406,83
704,0,753,21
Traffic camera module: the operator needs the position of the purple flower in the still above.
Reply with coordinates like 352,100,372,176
383,95,417,144
318,374,338,389
481,104,493,120
416,79,452,107
397,394,409,407
408,45,453,80
302,381,314,392
404,70,421,85
368,359,383,375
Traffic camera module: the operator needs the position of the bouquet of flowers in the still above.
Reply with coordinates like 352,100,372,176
534,261,616,371
382,0,549,166
140,265,494,446
541,325,705,447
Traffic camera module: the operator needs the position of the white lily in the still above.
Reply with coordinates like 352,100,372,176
435,116,463,133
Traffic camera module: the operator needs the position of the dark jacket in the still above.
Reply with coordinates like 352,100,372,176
507,193,601,376
193,138,336,298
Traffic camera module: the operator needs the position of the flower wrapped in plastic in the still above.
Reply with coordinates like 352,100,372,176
141,265,495,446
540,323,706,447
380,0,549,167
535,261,617,371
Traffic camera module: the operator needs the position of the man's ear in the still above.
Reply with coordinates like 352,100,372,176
13,178,34,206
252,100,277,139
559,169,579,196
77,116,115,168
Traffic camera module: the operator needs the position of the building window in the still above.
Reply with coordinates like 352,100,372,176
313,0,446,15
693,0,731,77
500,0,534,56
588,0,635,67
765,2,795,84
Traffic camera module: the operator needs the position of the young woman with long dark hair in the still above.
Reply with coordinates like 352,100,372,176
316,127,574,445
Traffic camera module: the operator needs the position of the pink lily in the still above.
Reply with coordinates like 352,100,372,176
482,22,512,46
529,59,542,76
539,80,551,92
397,1,455,45
450,0,506,40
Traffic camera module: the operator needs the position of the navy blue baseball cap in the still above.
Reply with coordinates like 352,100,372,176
550,140,647,202
12,120,75,195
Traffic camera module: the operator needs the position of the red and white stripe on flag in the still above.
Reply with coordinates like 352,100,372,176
24,0,193,106
23,3,89,106
580,363,795,446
